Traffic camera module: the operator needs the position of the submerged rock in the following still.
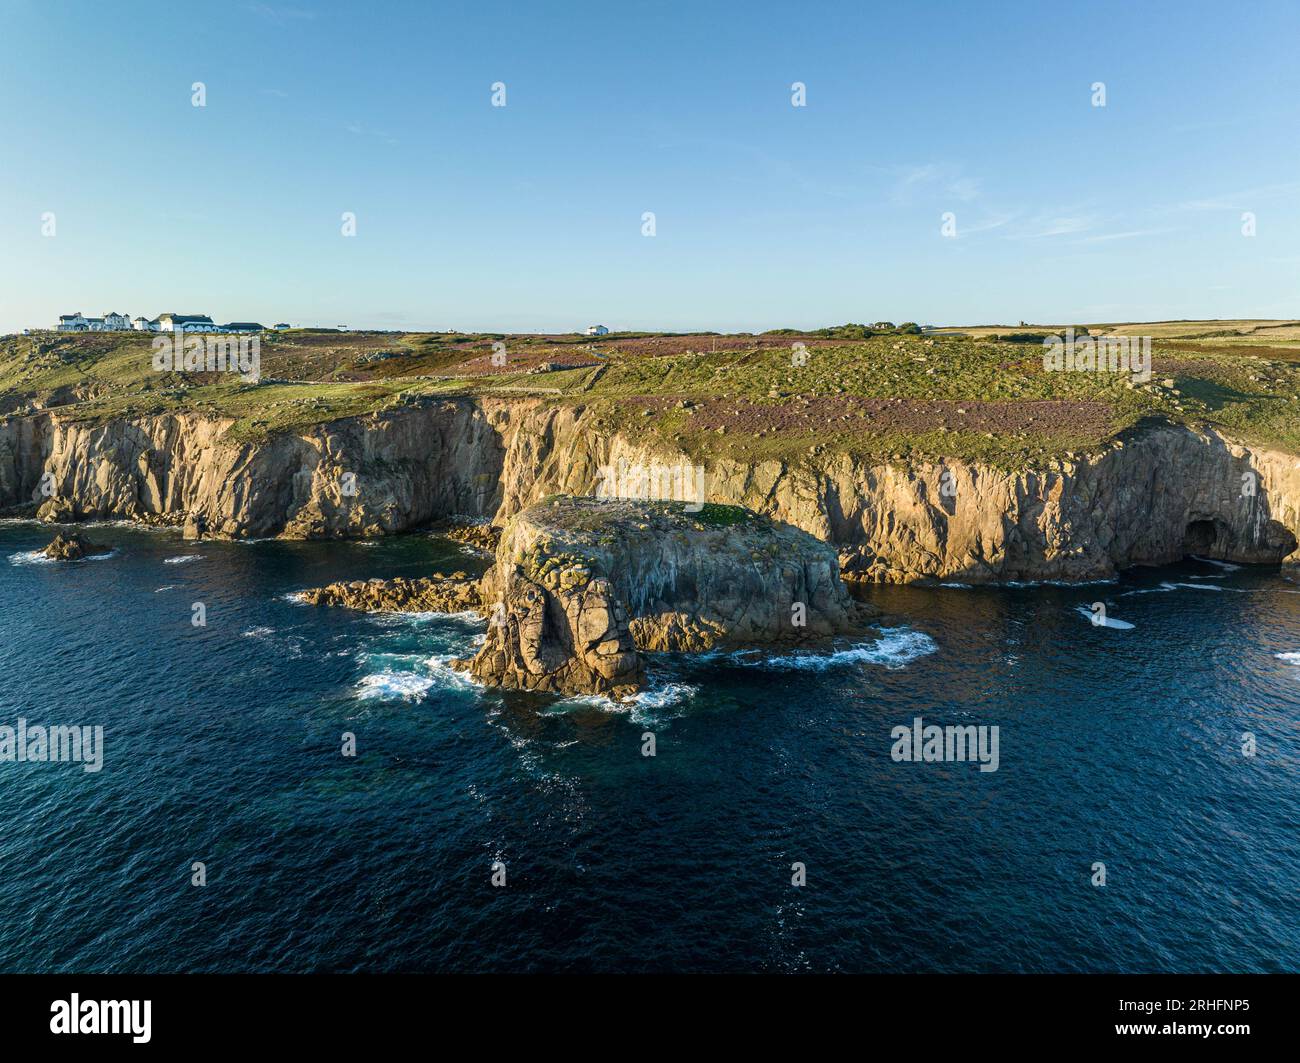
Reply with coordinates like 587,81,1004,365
460,496,871,697
41,532,110,561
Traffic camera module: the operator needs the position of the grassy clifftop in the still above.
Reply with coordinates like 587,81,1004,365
1,322,1296,467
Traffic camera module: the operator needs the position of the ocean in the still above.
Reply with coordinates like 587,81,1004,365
0,521,1297,973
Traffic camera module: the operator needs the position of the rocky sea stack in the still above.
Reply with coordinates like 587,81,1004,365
41,532,110,561
459,496,872,698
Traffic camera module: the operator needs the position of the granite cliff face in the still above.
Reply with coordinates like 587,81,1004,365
462,497,868,697
468,560,645,699
0,400,1296,583
0,403,508,541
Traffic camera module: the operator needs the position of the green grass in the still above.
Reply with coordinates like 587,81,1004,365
691,502,756,526
2,326,1297,465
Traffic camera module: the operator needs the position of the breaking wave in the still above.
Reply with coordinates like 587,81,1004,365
356,672,438,702
734,627,939,671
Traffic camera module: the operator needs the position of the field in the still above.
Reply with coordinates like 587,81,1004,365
1,321,1297,468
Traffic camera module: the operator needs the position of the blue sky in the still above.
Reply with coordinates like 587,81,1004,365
2,0,1298,333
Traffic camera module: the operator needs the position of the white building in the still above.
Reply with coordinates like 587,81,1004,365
57,311,134,332
157,313,217,333
584,325,609,336
57,310,278,334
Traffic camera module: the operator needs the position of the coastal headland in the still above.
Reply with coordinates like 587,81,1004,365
0,322,1296,588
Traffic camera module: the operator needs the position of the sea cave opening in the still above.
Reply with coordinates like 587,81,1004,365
1181,519,1222,555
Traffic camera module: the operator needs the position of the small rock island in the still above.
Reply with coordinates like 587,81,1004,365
301,496,872,699
41,532,111,561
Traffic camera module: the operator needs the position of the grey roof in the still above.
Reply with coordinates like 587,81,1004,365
159,313,214,323
220,322,264,330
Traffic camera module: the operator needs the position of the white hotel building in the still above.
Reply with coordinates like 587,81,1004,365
57,312,273,334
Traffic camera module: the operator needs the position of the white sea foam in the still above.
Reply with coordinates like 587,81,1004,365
1276,652,1300,664
1192,556,1242,571
164,554,202,565
1121,583,1179,596
555,678,699,717
9,547,116,566
1121,580,1246,596
367,608,485,627
625,681,700,709
735,628,939,671
1074,605,1135,629
8,550,54,566
358,651,425,665
356,671,437,701
242,626,275,638
426,654,482,688
437,610,486,623
1005,577,1118,588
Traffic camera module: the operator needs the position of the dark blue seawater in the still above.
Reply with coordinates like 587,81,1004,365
0,520,1297,973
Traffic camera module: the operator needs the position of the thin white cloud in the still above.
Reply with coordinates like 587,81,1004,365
345,122,397,145
248,4,317,24
1174,181,1300,212
1079,227,1174,243
1010,216,1093,239
883,163,981,205
948,177,981,203
954,213,1013,237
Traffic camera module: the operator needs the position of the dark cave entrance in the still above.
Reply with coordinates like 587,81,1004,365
1181,519,1221,555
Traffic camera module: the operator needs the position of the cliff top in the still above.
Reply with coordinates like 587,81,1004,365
1,321,1297,468
507,497,827,579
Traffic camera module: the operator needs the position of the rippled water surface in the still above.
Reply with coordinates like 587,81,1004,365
0,521,1297,972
